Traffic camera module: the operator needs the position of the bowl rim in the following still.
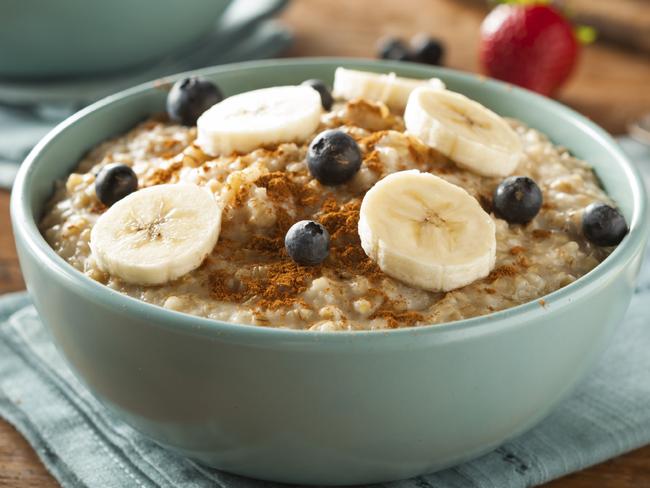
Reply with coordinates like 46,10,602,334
11,57,649,343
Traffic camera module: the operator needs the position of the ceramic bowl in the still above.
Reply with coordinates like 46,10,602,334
0,0,231,78
11,59,649,485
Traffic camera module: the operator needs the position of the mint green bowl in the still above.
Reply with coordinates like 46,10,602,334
0,0,231,78
10,59,649,485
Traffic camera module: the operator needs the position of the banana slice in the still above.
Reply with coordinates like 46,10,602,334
333,67,445,112
404,87,523,177
196,85,322,156
358,170,496,292
90,184,222,285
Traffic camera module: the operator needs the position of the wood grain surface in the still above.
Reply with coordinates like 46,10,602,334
1,0,649,486
468,0,650,54
564,0,650,53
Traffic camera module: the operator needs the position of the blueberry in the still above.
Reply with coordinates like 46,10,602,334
285,220,330,265
410,35,444,66
582,203,628,246
377,37,412,61
493,176,543,224
301,79,333,111
95,164,138,206
166,76,223,126
307,129,362,186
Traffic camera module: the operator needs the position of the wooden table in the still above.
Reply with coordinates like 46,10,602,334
1,0,649,486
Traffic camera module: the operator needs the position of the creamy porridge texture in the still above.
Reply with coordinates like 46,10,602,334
40,69,627,331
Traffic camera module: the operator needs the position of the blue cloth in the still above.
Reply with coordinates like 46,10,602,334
0,141,648,487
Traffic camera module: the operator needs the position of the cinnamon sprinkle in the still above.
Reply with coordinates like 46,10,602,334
208,186,393,315
254,171,319,208
202,126,462,326
363,150,384,174
198,100,529,326
89,201,107,214
233,184,251,208
532,229,551,239
517,255,531,268
359,130,391,151
209,259,319,311
369,309,424,328
487,264,518,282
318,198,384,280
146,161,182,186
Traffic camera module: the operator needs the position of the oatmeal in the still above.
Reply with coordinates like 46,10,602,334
40,73,625,331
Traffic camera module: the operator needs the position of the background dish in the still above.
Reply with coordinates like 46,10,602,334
0,0,233,78
0,0,292,191
10,59,649,485
0,0,290,104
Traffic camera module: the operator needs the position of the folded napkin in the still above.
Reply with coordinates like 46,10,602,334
0,142,648,488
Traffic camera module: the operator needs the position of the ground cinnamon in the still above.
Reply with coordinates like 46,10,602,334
146,161,182,186
487,264,519,282
255,171,319,208
532,229,551,239
203,104,445,327
363,150,384,174
370,309,425,328
509,246,526,255
207,168,425,324
209,257,319,311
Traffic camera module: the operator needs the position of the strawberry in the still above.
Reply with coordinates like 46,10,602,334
479,4,579,96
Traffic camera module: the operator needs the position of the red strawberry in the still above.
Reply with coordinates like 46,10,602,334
479,4,579,96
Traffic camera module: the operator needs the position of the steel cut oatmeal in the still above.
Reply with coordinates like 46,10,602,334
39,69,627,331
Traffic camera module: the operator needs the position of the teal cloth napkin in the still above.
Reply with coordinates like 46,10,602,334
0,140,648,487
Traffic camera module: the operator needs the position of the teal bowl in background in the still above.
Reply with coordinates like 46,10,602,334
0,0,231,78
10,59,649,485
